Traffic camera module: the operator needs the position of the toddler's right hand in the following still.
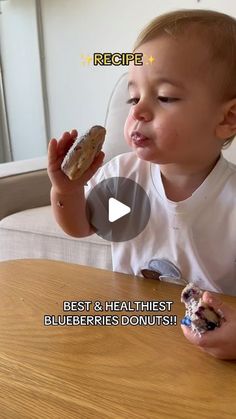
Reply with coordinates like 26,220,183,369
47,129,105,195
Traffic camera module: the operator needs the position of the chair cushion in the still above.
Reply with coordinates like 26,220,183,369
0,156,47,177
0,206,112,270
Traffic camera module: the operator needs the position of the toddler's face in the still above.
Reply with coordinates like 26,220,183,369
124,35,223,166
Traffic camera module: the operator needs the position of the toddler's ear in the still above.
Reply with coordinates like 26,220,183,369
215,98,236,140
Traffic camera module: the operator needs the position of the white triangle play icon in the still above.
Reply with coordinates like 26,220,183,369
108,198,131,223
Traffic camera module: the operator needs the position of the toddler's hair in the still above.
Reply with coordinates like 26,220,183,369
133,9,236,148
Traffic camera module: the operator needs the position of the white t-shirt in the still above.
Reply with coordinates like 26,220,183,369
86,152,236,296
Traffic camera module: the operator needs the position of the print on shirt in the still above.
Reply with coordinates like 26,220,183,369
141,258,186,284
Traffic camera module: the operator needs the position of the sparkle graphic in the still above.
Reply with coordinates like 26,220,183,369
144,54,156,65
148,55,155,64
80,54,92,65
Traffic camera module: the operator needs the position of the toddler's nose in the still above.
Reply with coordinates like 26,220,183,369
131,101,153,122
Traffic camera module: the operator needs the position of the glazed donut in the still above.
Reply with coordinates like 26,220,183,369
61,125,106,180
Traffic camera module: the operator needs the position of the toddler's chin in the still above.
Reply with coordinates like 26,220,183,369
134,147,157,162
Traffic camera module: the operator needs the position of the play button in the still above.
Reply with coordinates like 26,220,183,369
86,177,151,242
108,198,131,222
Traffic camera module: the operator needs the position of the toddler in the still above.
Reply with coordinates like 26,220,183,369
48,9,236,359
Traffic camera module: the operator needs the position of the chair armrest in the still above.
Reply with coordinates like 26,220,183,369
0,156,51,221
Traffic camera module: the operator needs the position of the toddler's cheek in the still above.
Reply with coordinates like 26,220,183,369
154,124,180,149
124,117,133,147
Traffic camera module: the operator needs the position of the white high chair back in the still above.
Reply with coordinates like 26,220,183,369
103,72,131,163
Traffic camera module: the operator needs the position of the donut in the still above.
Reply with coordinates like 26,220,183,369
61,125,106,180
181,283,223,335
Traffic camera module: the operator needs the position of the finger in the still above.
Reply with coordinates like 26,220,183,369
89,151,105,172
70,129,78,139
181,324,203,345
48,139,58,164
180,324,217,352
58,132,75,156
81,152,105,184
61,129,78,141
203,291,233,320
61,131,71,141
93,151,105,165
181,324,223,357
181,316,227,350
181,324,211,355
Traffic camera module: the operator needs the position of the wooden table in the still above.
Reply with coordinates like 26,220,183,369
0,259,236,419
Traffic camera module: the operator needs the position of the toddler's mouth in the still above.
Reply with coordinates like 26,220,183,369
131,131,151,147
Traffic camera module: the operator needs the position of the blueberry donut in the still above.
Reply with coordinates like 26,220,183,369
61,125,106,180
181,283,223,335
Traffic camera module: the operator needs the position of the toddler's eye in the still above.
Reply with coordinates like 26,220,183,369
158,96,178,103
126,96,179,105
126,98,139,105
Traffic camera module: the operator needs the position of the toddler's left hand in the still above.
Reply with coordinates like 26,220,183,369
181,291,236,360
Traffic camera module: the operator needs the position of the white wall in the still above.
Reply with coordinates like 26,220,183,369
0,0,47,160
1,0,236,162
